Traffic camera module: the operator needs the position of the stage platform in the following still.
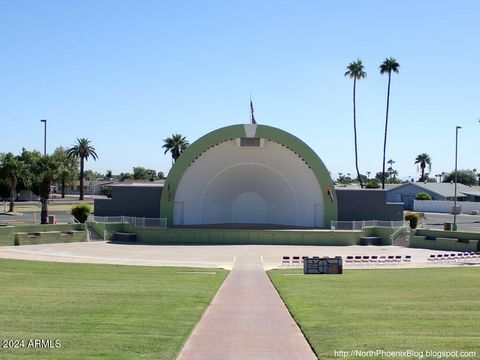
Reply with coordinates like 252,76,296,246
102,223,397,246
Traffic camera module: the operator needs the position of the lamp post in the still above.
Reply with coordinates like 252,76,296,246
40,119,47,156
453,125,461,231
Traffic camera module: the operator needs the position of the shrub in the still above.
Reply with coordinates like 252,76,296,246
405,212,420,228
71,203,92,223
365,179,380,188
415,192,432,200
100,187,112,198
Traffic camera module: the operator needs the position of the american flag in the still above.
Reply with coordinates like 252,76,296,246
250,98,257,124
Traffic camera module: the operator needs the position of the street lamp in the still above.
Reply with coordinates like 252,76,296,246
40,119,47,156
453,125,461,231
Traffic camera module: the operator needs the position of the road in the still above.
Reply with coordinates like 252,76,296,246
421,212,480,231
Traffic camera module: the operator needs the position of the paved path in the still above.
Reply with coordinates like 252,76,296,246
177,246,316,360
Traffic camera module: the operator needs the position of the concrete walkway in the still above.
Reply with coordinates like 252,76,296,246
177,246,316,360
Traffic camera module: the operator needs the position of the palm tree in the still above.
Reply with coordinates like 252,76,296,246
32,155,59,224
387,159,395,180
53,147,79,198
415,153,432,182
0,153,29,212
379,57,400,189
162,134,189,164
345,59,366,188
66,138,98,200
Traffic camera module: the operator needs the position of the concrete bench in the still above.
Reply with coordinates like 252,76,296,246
359,236,382,246
114,232,137,242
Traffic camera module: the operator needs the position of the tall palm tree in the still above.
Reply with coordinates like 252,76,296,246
162,134,189,164
380,57,400,189
345,59,367,188
415,153,432,182
66,138,98,200
0,153,29,212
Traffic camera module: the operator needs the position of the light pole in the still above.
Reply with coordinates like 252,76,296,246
40,119,47,155
453,125,461,231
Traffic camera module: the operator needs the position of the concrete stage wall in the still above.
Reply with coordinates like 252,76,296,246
98,224,398,246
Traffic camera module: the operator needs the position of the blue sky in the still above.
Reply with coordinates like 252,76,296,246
1,0,479,180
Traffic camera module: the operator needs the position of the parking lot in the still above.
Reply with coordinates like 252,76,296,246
421,212,480,232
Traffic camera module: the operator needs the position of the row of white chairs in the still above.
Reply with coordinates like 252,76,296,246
282,256,313,267
345,255,412,266
280,255,412,267
427,252,480,263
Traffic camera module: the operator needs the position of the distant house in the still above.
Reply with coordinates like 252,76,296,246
386,182,480,210
60,180,116,196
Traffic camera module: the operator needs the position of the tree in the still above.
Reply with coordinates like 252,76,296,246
83,170,102,181
336,173,353,185
365,179,380,188
120,172,133,181
442,169,478,186
383,159,400,183
53,147,79,198
105,170,113,179
415,153,431,182
157,171,165,179
31,155,59,224
66,138,98,200
387,159,395,180
415,192,432,200
133,167,150,179
18,148,42,169
162,134,189,164
345,59,366,188
379,57,400,189
0,153,30,212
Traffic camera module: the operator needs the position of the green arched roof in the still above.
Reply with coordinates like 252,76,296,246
160,124,338,227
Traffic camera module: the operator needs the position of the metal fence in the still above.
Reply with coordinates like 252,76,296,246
89,216,167,229
91,216,135,224
134,217,167,228
331,220,407,231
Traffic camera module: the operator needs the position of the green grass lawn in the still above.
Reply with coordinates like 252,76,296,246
0,259,228,359
268,267,480,359
12,203,92,212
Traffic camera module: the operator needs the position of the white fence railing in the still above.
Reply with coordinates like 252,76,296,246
414,200,480,214
91,216,135,224
331,220,406,231
89,216,167,229
134,217,167,228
